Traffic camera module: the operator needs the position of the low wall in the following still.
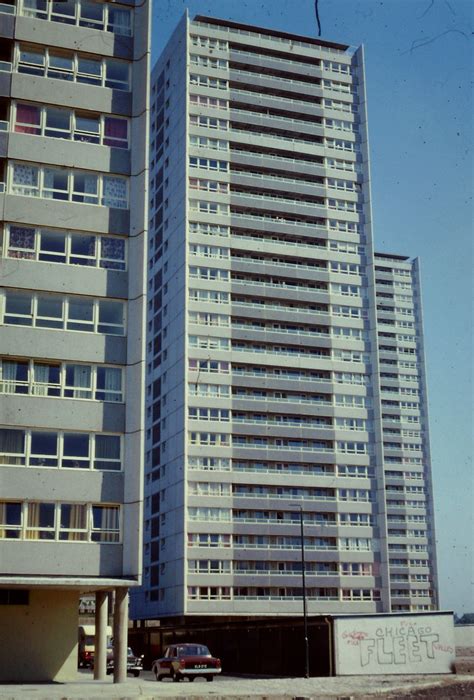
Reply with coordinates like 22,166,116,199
334,611,455,675
455,625,474,656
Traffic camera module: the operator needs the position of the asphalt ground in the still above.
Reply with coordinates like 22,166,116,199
0,670,473,699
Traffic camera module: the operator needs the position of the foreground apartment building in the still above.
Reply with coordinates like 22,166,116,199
0,0,150,681
133,14,438,621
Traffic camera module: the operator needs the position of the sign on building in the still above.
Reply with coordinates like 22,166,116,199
333,612,455,675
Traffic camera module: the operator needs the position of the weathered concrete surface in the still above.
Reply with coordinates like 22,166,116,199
0,672,473,700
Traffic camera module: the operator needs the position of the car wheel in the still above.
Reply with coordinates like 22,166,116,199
206,675,214,682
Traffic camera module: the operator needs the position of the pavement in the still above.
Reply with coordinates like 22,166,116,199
0,671,474,700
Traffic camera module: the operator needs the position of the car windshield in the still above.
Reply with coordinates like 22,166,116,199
177,645,210,656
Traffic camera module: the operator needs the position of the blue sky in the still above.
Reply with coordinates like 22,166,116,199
152,0,473,614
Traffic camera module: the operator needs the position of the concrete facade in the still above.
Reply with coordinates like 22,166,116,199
132,14,438,621
0,0,150,681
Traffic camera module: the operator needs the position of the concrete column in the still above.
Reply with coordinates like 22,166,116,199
94,591,108,680
113,587,128,684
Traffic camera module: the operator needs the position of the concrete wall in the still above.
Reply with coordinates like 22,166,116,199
333,612,455,675
455,625,474,651
0,589,79,681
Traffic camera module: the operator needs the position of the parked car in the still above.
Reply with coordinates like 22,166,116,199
152,643,221,682
105,646,143,677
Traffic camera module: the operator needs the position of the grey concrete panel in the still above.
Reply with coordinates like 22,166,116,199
1,465,124,503
11,74,132,116
0,72,11,98
0,12,14,38
0,395,125,433
15,17,133,60
0,541,124,577
1,326,127,364
0,258,127,299
3,194,130,235
8,133,130,175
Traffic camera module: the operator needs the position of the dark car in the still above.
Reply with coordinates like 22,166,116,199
105,646,143,677
151,643,221,682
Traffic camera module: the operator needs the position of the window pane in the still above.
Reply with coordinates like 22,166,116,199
98,301,123,334
72,173,98,204
67,299,94,331
4,293,33,325
59,503,87,540
0,501,22,538
102,177,127,208
12,163,39,196
33,363,61,397
0,429,25,465
43,169,69,200
62,433,90,468
48,52,74,80
92,505,119,541
79,0,104,28
107,8,131,36
15,104,41,135
103,117,128,148
51,0,75,21
105,60,129,90
96,367,122,402
38,231,66,263
100,237,125,269
64,364,92,399
8,226,35,259
27,502,55,539
36,296,63,328
30,432,58,466
94,435,121,470
45,108,71,138
70,235,96,264
74,114,100,144
77,57,102,85
22,0,48,18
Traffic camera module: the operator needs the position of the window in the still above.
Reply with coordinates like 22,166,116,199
5,225,126,270
17,45,131,90
0,501,121,541
2,291,125,336
21,1,132,34
9,164,128,209
0,428,121,471
15,103,130,148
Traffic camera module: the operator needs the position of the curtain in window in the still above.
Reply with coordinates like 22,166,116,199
60,503,86,541
102,177,126,208
93,506,119,542
26,502,40,539
71,365,91,399
0,503,5,538
12,164,39,196
100,237,125,269
0,429,25,466
1,361,18,394
15,104,41,134
108,8,131,35
103,118,127,147
102,367,121,401
32,363,46,396
79,173,98,204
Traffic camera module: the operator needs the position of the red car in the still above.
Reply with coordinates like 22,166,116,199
151,643,221,682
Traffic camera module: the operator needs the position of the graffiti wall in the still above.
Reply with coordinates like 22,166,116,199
334,613,455,675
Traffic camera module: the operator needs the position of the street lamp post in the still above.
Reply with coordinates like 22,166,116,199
299,506,310,678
